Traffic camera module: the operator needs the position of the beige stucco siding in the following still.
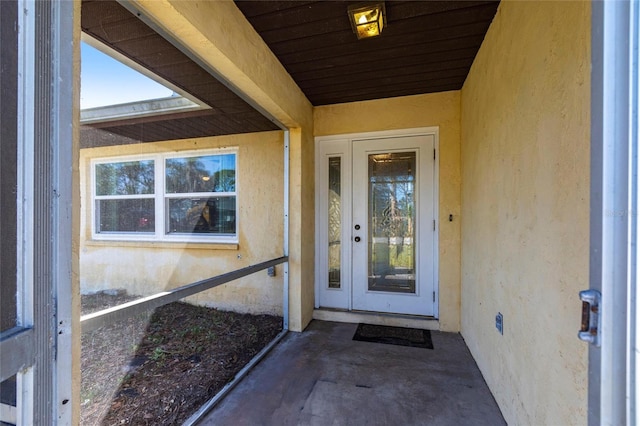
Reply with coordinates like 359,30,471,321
460,1,590,424
314,91,462,332
80,131,285,316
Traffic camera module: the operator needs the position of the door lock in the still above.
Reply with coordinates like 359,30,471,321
355,224,361,230
354,236,361,242
578,289,601,347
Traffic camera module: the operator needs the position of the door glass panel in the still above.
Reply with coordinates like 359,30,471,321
328,157,341,288
368,152,416,293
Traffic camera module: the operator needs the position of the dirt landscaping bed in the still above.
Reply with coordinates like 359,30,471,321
81,292,282,425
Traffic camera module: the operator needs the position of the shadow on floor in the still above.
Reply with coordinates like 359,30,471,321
198,320,505,426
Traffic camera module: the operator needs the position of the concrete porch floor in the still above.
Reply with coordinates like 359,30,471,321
198,320,505,425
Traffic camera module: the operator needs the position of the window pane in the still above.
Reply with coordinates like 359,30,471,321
167,197,236,235
95,160,154,196
0,375,17,426
166,154,235,194
97,199,155,233
1,0,18,333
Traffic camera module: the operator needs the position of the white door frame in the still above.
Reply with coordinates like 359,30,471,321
314,127,439,318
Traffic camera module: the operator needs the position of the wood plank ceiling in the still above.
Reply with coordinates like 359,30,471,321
234,0,500,105
80,0,499,144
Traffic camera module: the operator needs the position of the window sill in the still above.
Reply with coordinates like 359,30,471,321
85,239,238,250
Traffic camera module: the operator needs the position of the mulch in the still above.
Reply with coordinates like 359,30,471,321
81,293,282,425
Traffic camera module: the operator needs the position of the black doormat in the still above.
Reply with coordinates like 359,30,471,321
353,323,434,349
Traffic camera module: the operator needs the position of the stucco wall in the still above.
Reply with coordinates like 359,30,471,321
314,91,462,332
80,131,285,316
460,1,590,424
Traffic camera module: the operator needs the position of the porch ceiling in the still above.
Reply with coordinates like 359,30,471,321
80,0,498,145
234,0,500,106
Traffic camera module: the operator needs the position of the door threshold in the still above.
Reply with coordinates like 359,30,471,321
312,308,439,331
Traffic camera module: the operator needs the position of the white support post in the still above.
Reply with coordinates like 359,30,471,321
283,130,290,331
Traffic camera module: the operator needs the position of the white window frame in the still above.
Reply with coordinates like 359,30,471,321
92,154,157,238
91,148,239,244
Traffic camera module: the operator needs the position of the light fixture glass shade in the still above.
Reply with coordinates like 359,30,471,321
348,2,386,39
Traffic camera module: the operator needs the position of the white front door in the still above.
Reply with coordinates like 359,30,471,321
316,130,438,317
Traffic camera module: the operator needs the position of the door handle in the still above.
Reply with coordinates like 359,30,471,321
354,236,361,242
578,289,601,347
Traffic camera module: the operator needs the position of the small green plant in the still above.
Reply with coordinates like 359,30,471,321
190,325,204,335
210,316,225,327
151,347,167,362
246,325,258,341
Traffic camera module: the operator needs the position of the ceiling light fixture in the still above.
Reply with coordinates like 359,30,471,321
347,2,386,40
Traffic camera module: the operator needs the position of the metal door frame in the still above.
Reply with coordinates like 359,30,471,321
0,0,76,424
588,1,638,424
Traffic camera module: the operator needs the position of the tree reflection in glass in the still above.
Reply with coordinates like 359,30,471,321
368,152,416,293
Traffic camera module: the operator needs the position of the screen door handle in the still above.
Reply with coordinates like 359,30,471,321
578,289,601,347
